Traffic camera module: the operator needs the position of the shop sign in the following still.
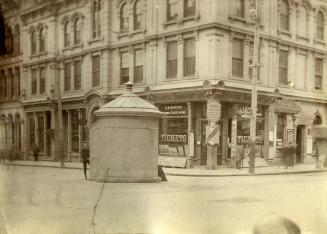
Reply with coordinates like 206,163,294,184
236,106,264,118
237,135,263,145
160,134,188,144
159,104,188,116
207,99,221,122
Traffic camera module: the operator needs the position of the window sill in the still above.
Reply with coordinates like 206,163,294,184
88,37,103,45
117,29,146,39
314,39,326,46
164,75,197,81
296,35,309,42
277,30,291,37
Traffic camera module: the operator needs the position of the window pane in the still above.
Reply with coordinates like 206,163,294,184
31,69,37,95
92,56,100,87
64,63,71,91
167,41,177,78
135,50,144,83
317,12,324,40
121,68,129,84
74,60,81,90
74,18,81,45
280,0,289,31
39,67,46,94
168,0,178,20
184,38,195,76
31,31,36,54
279,50,288,85
121,4,129,32
64,22,70,47
9,69,14,99
134,0,143,30
232,39,243,77
39,28,45,52
134,66,143,83
234,0,244,18
184,0,196,17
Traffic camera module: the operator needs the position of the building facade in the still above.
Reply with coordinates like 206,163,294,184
0,0,326,167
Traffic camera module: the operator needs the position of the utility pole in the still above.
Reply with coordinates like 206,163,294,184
248,0,260,174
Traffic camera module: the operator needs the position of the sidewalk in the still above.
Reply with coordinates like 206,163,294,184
5,160,327,177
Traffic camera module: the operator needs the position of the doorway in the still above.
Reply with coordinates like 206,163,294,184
296,125,304,163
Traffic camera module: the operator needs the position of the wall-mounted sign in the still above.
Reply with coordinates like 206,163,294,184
236,106,264,118
160,134,188,144
207,99,221,122
159,104,188,116
237,135,263,145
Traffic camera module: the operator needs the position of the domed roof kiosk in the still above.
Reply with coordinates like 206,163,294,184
89,82,165,183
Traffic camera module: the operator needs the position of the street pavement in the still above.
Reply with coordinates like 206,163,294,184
0,164,327,234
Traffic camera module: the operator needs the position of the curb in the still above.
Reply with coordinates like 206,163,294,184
6,162,327,177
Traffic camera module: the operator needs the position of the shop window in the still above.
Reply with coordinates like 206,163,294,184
167,41,177,78
31,69,37,95
184,38,195,77
184,0,196,18
232,38,243,77
167,0,178,21
120,52,129,84
316,11,324,40
278,50,288,85
315,58,323,90
120,3,129,33
71,110,80,153
280,0,290,31
134,50,144,83
64,63,71,91
74,60,81,90
92,55,100,87
39,67,46,94
134,0,144,30
233,0,244,18
277,114,285,146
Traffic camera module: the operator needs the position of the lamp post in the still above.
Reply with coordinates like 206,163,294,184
50,60,65,168
248,0,260,174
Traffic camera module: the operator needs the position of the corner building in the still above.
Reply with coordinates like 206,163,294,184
0,0,326,167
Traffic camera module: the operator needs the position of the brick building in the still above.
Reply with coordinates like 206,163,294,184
0,0,326,167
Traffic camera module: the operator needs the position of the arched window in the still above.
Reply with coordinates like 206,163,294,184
4,26,13,54
134,0,143,30
39,27,45,52
317,11,324,40
74,18,82,45
298,5,308,37
92,0,101,38
313,114,322,125
280,0,290,31
64,21,70,47
31,30,37,54
120,3,129,33
13,25,20,53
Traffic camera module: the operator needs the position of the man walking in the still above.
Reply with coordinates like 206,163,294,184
81,142,90,180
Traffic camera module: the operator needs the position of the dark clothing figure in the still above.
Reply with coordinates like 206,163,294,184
283,145,296,169
32,145,39,161
0,149,5,165
81,146,90,180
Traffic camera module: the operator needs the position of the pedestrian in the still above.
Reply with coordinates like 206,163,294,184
236,144,247,169
253,214,301,234
81,142,90,180
32,144,39,161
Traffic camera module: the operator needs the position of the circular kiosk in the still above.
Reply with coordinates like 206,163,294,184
89,82,164,182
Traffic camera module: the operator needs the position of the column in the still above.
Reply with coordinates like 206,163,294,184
177,35,184,79
206,94,221,170
230,105,237,167
67,109,72,161
186,102,193,168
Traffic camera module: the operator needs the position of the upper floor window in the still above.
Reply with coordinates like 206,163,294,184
92,55,100,87
2,71,7,99
184,0,196,18
74,60,81,90
31,30,37,54
134,0,144,30
39,67,46,94
8,69,14,99
4,26,13,54
39,28,45,52
315,58,323,90
232,38,243,77
74,18,82,45
278,50,288,85
167,41,177,78
184,38,195,76
64,63,71,91
167,0,178,21
298,5,308,37
0,71,4,101
13,25,20,53
64,21,70,47
316,11,325,40
134,50,144,83
233,0,244,18
120,4,129,33
31,69,37,95
15,67,20,98
120,52,129,85
280,0,290,31
92,0,102,38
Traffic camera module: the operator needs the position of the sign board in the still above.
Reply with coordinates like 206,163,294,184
206,124,219,146
159,104,187,116
207,99,221,122
160,134,188,144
